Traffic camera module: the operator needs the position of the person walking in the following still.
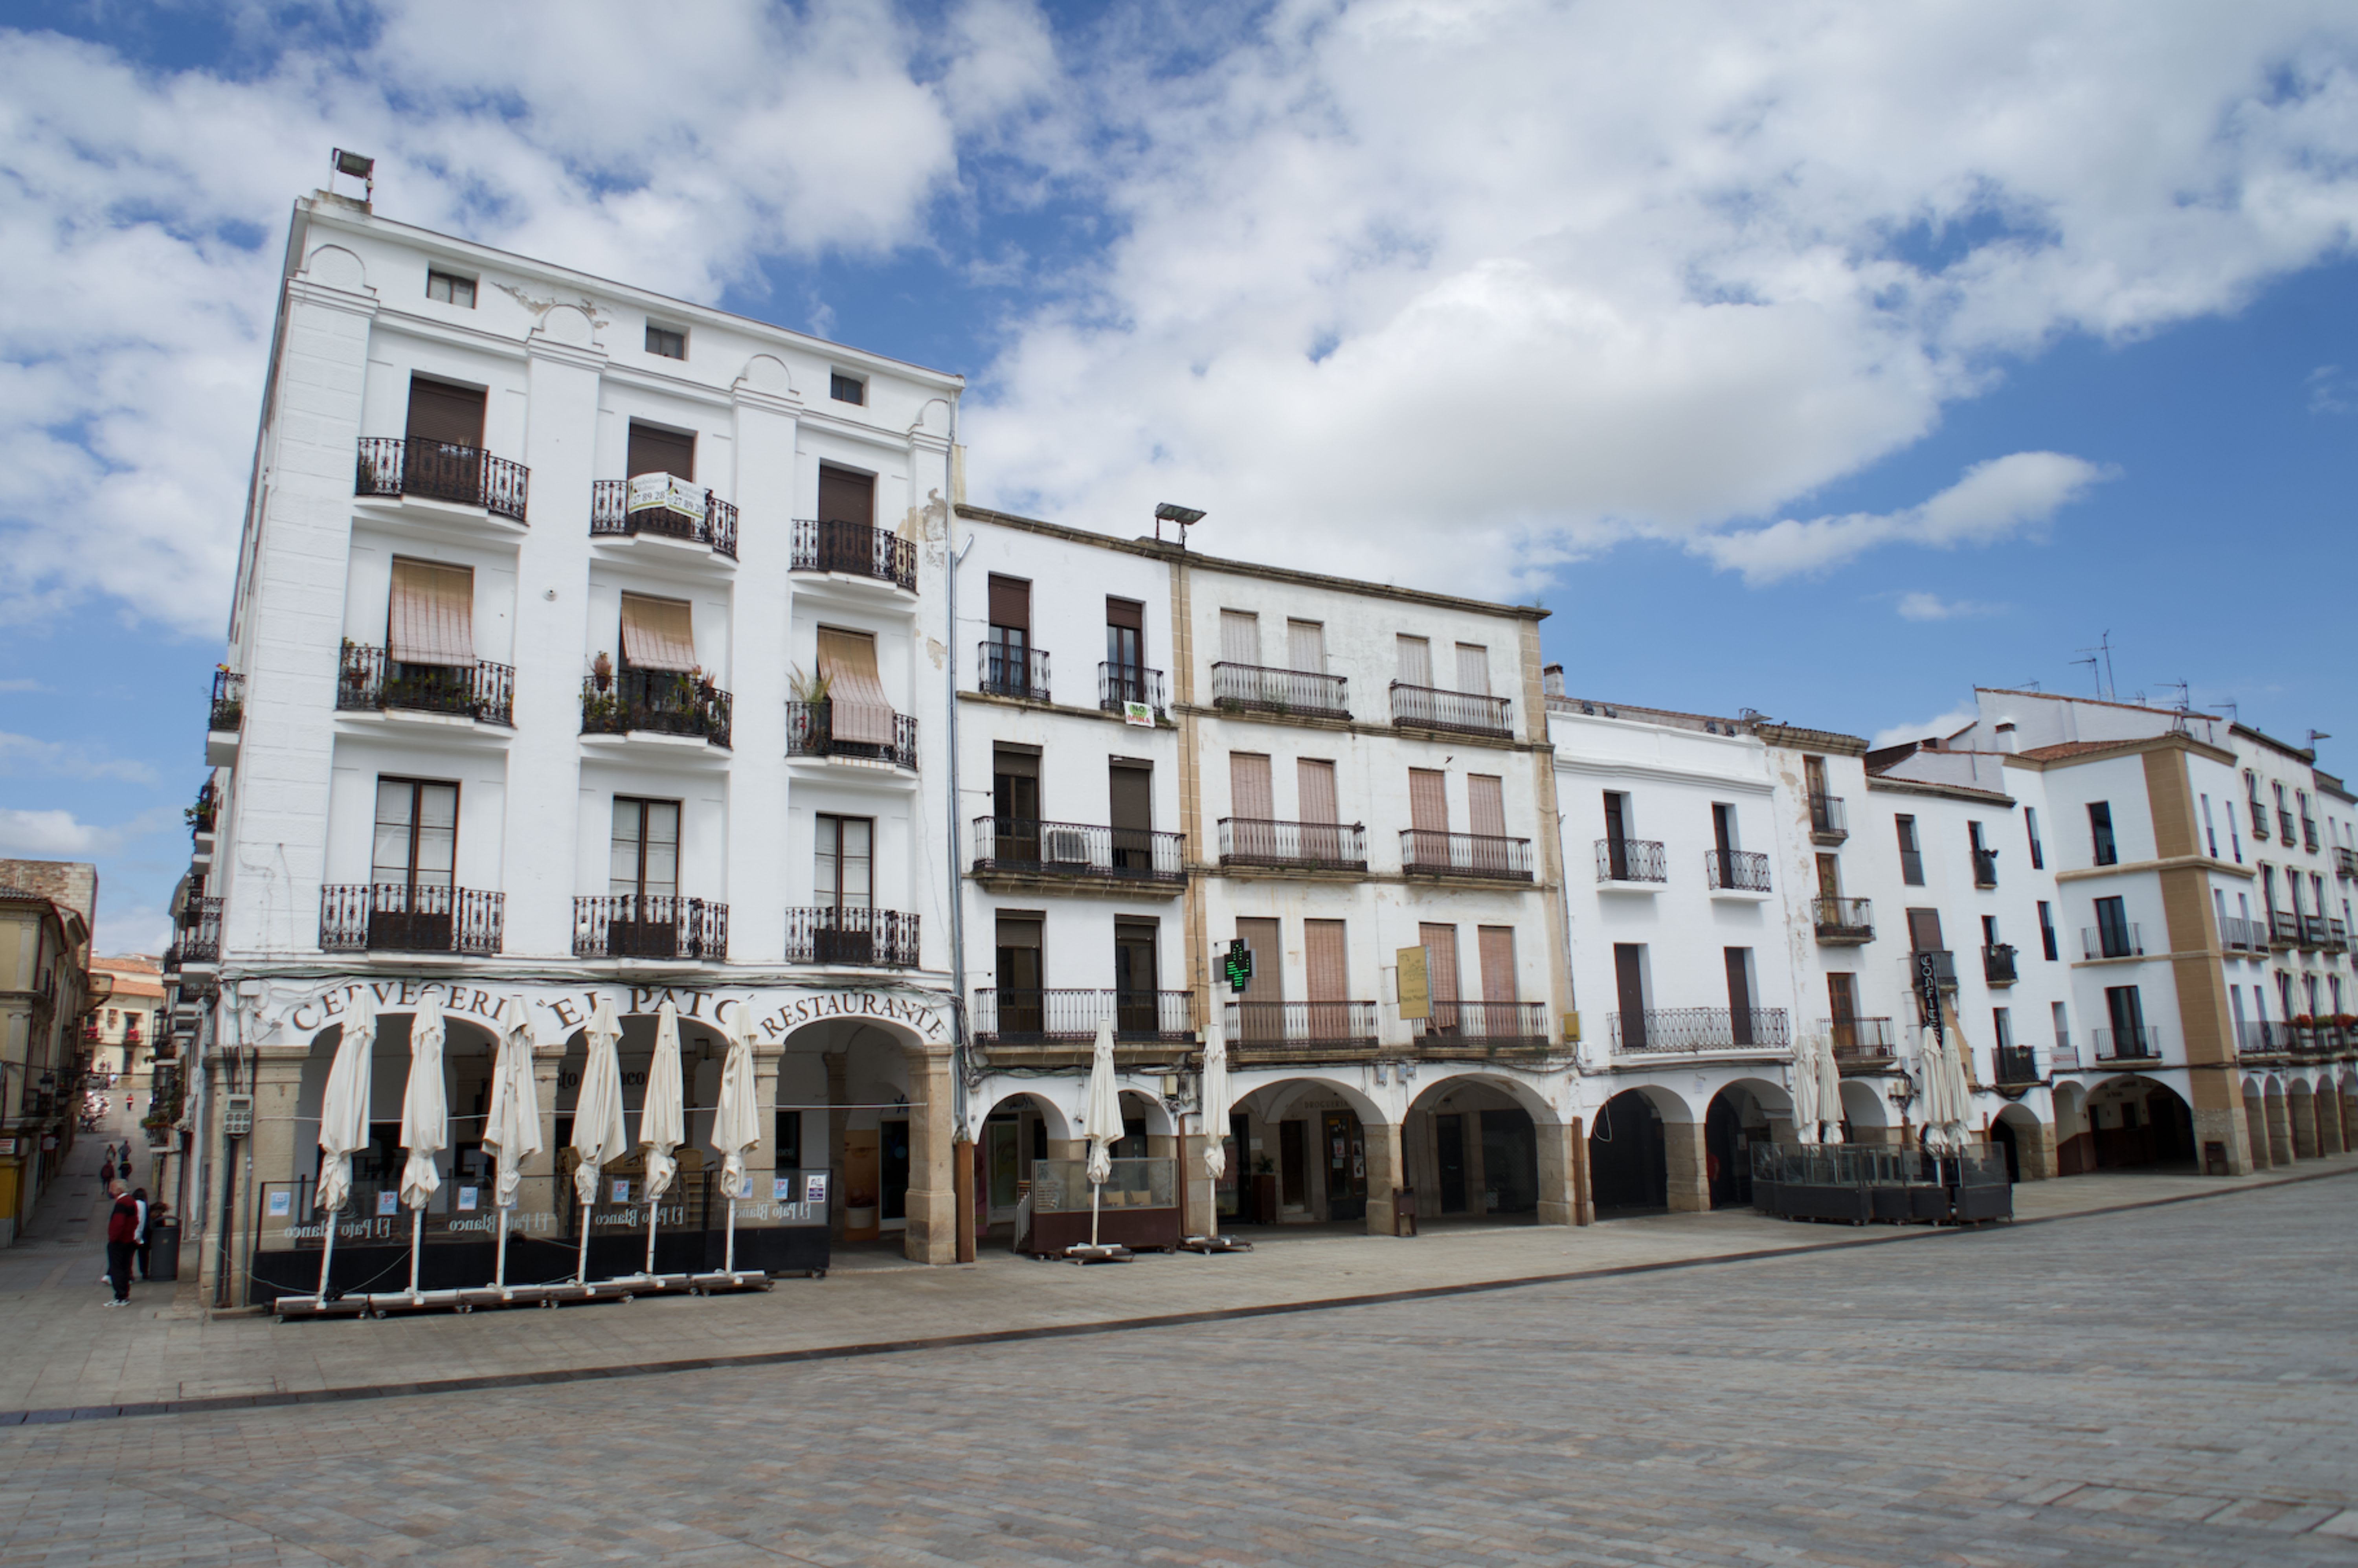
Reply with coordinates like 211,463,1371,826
103,1182,138,1307
132,1189,162,1281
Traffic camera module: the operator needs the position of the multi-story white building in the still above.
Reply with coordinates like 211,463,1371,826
180,187,966,1303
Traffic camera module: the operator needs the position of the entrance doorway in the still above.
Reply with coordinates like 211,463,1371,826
1590,1091,1667,1213
1436,1114,1468,1213
2088,1079,2196,1169
1324,1110,1367,1221
1704,1094,1754,1209
880,1118,911,1227
1991,1116,2020,1182
1478,1108,1537,1214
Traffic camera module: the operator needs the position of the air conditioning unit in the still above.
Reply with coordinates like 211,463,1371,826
1045,828,1091,865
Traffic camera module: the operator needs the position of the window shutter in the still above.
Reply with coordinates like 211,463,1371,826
1454,643,1489,695
1109,763,1153,834
1409,769,1449,833
387,558,476,667
1396,635,1432,687
405,376,485,446
1286,619,1325,672
1467,775,1505,837
817,466,875,527
1229,753,1273,821
1296,759,1338,824
1304,920,1347,1002
1220,610,1260,665
988,575,1031,631
816,627,894,744
1478,926,1517,1004
1419,923,1460,1004
1106,597,1144,632
619,593,698,671
626,422,696,479
1236,918,1283,1002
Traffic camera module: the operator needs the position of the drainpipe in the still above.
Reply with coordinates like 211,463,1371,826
943,396,971,1145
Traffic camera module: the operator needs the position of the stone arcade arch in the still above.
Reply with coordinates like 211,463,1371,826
1401,1072,1568,1225
2263,1078,2295,1167
1989,1102,2051,1182
1836,1077,1892,1147
970,1091,1074,1243
1704,1077,1794,1210
1226,1073,1400,1232
1589,1086,1692,1215
2051,1079,2093,1175
774,1014,951,1260
2085,1075,2196,1170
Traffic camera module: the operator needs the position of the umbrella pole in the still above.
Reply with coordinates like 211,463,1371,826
408,1207,423,1300
1091,1180,1102,1249
316,1205,338,1300
575,1183,591,1284
645,1194,659,1277
724,1193,737,1274
495,1204,509,1293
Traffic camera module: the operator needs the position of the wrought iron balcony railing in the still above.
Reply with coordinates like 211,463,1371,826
2082,923,2143,960
1611,1007,1790,1054
1824,1016,1897,1069
1972,849,1999,888
1813,896,1873,942
790,518,915,589
189,781,217,838
1099,662,1166,718
1993,1044,2040,1085
1808,792,1847,843
1412,1000,1549,1054
2237,1020,2296,1058
1225,1000,1380,1058
209,670,245,732
972,817,1187,883
355,436,528,521
1403,829,1533,879
1596,838,1666,883
1388,680,1512,737
319,884,504,956
1706,849,1771,892
1218,818,1368,871
1208,662,1350,720
590,479,738,558
2092,1026,2162,1062
2269,910,2301,947
580,668,732,748
2336,845,2358,878
784,907,920,968
338,644,516,726
975,988,1195,1044
977,642,1050,702
1983,943,2018,984
166,897,224,969
2219,915,2266,953
571,895,729,961
785,700,916,769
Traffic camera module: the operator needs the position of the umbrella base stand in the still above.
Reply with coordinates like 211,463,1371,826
1061,1243,1132,1265
687,1269,773,1294
1180,1233,1253,1253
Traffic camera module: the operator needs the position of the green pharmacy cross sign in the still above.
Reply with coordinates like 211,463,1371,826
1223,939,1254,995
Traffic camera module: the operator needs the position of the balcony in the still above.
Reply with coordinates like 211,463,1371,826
1609,1007,1790,1055
1982,943,2018,985
2238,1020,2296,1059
319,884,503,956
2297,914,2338,951
167,897,224,969
355,436,528,521
2049,1035,2081,1072
208,670,244,733
1813,896,1873,944
571,895,729,962
971,816,1187,887
2248,799,2268,839
1403,829,1533,881
1595,838,1667,885
2270,910,2301,948
1099,662,1166,720
977,643,1050,702
1388,681,1512,739
581,668,733,749
2219,915,2266,953
1993,1044,2040,1085
785,700,916,770
590,478,738,559
2081,923,2143,961
1218,818,1368,872
975,988,1196,1057
1825,1017,1898,1071
2336,845,2358,879
2092,1026,2162,1063
790,518,915,590
1412,1000,1551,1060
1972,849,1999,888
1209,662,1350,721
339,644,516,727
2329,919,2351,954
1808,793,1848,844
1705,849,1771,893
189,781,217,840
784,907,920,968
1908,948,1958,986
2302,820,2320,853
1226,1000,1381,1061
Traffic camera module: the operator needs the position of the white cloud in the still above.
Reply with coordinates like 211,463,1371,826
0,731,159,783
1870,705,1978,751
98,903,174,959
1686,453,2111,584
2309,364,2353,413
1893,591,2005,622
0,804,178,858
0,679,42,693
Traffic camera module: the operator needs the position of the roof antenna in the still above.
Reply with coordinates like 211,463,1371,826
2072,631,2115,701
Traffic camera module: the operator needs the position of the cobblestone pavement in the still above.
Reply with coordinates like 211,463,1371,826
2,1175,2354,1566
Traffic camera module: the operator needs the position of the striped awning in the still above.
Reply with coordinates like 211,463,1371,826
817,628,893,745
388,558,475,667
620,593,698,672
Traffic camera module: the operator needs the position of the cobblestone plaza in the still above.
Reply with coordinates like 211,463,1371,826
4,1173,2353,1566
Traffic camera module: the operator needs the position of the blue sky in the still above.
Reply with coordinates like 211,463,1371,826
2,1,2355,952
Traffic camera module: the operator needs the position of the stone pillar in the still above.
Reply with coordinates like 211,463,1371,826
2323,1085,2349,1155
1363,1120,1404,1236
902,1049,957,1264
203,1042,311,1306
1178,1130,1209,1238
2290,1092,2319,1160
2245,1096,2273,1170
823,1052,848,1240
2014,1116,2058,1181
2266,1093,2295,1167
1535,1118,1579,1227
530,1036,567,1236
1663,1120,1709,1213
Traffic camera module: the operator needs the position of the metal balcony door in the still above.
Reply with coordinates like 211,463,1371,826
1614,944,1647,1050
1236,918,1282,1042
1323,1110,1366,1221
1114,921,1159,1036
1109,762,1153,873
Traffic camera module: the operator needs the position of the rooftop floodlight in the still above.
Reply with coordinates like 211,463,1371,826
1153,501,1205,547
331,148,376,204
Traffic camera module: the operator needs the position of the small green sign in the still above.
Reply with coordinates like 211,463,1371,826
1223,938,1254,995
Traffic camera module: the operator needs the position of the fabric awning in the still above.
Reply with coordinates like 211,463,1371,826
620,593,698,672
817,627,894,745
388,558,475,667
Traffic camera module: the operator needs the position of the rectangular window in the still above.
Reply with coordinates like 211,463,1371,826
1453,643,1489,695
425,270,476,308
646,323,686,359
829,371,866,405
2051,1000,2070,1052
1105,596,1145,695
2199,794,2217,859
986,575,1031,692
992,745,1039,823
994,915,1043,1030
1236,917,1284,1008
2103,985,2147,1053
1993,1006,2014,1052
1109,761,1153,872
1826,973,1858,1050
372,779,457,889
1287,619,1326,673
1296,759,1337,824
2088,801,2117,867
1614,944,1649,1049
405,375,486,448
1396,634,1432,687
1477,927,1517,1004
1304,919,1348,1006
814,815,873,910
1712,803,1737,863
1409,769,1449,833
2025,806,2044,870
1905,907,1944,953
610,798,680,898
1220,610,1260,666
1229,752,1273,821
1114,920,1159,1030
817,464,875,528
1421,923,1461,1006
626,421,696,480
2038,900,2058,961
1467,774,1506,838
1895,815,1924,885
1970,821,1997,886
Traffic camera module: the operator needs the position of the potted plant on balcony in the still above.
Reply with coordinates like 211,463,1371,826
591,650,612,692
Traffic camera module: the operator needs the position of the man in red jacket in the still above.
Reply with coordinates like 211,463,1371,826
103,1181,138,1307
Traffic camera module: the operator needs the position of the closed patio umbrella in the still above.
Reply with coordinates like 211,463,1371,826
712,1000,762,1273
398,991,449,1298
313,988,376,1300
1790,1031,1822,1146
570,997,629,1283
638,1000,686,1276
1200,1018,1230,1182
1916,1028,1972,1157
481,996,543,1291
1814,1029,1846,1146
1078,1017,1122,1256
